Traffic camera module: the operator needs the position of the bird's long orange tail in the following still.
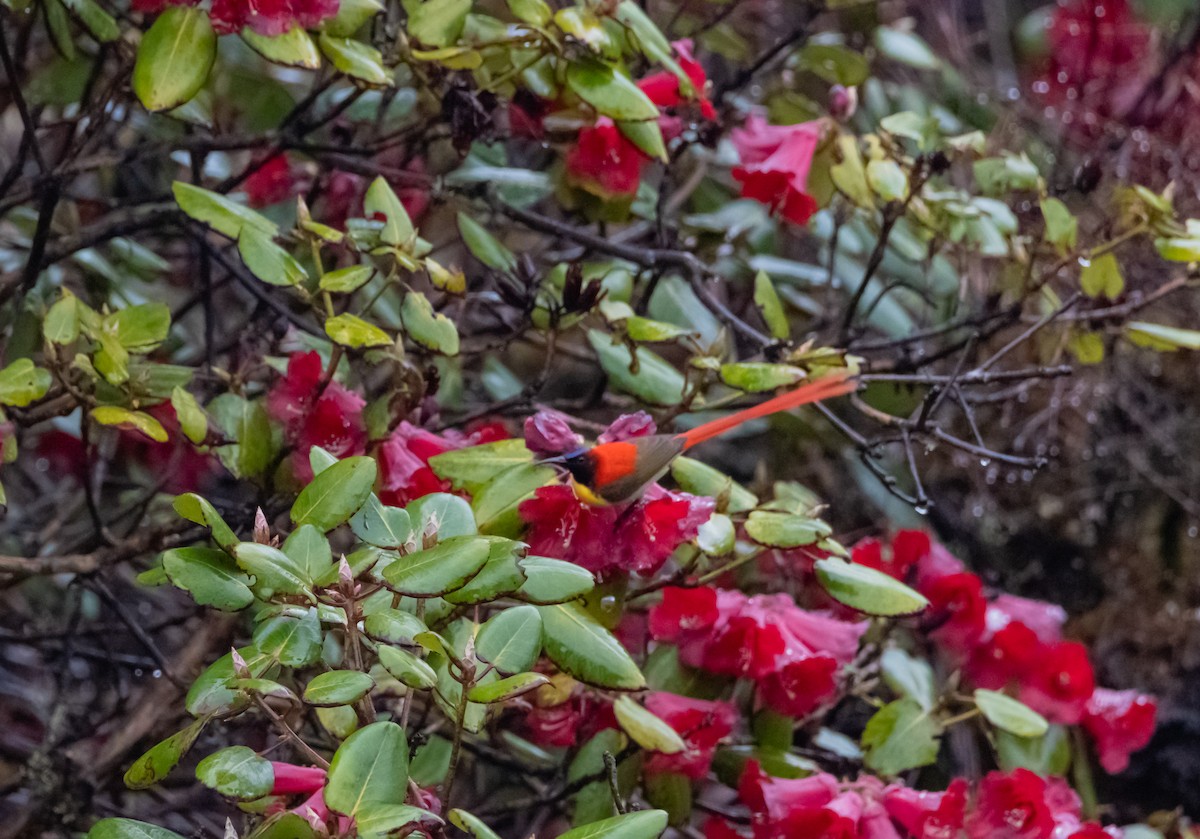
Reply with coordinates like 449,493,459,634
678,372,857,449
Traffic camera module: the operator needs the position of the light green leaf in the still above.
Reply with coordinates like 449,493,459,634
1154,236,1200,262
320,264,374,293
364,177,415,247
238,228,308,287
318,34,389,85
322,0,383,36
364,608,427,645
62,0,119,42
457,212,517,272
467,672,549,704
588,329,685,406
173,181,278,240
1040,197,1078,251
401,291,460,354
616,119,667,163
291,456,378,531
208,393,274,478
557,810,669,839
401,0,470,46
613,696,685,754
383,535,491,596
815,557,929,616
798,43,869,85
880,647,936,711
1126,321,1200,351
866,159,907,202
744,510,831,548
351,494,413,549
44,293,80,344
87,819,187,839
242,26,321,69
235,542,313,598
196,745,274,800
861,697,942,775
470,462,554,536
0,359,51,407
450,810,503,839
539,603,645,690
132,7,216,112
516,556,595,605
719,362,806,393
304,670,375,706
163,547,254,611
975,689,1049,738
567,58,659,121
172,492,237,549
476,604,542,673
282,524,334,580
326,313,392,348
873,27,940,70
1080,253,1123,299
444,537,528,604
378,644,437,689
91,406,167,443
407,492,478,539
753,270,789,340
670,456,758,513
171,386,208,444
123,718,208,789
254,610,323,667
429,439,534,492
324,721,410,817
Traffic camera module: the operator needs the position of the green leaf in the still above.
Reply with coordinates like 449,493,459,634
383,535,491,596
318,34,390,84
364,608,427,645
236,543,314,599
91,406,167,442
320,264,375,293
196,745,274,800
114,303,170,351
880,647,936,711
351,495,413,549
326,313,392,348
587,329,685,406
185,646,276,716
973,154,1041,195
132,7,216,112
378,644,438,689
873,26,940,70
356,804,440,838
616,119,667,163
409,735,452,786
753,270,789,340
744,510,831,548
516,556,595,604
291,456,378,531
163,547,254,611
429,439,533,492
401,291,460,354
172,492,237,549
322,0,383,36
62,0,119,41
861,697,942,775
444,537,528,604
670,456,758,513
282,524,334,580
613,696,685,754
815,557,930,616
557,810,669,839
798,43,869,85
324,721,410,817
1080,253,1123,299
476,604,542,673
170,386,208,445
174,182,278,240
242,26,321,69
470,462,554,536
567,58,659,121
238,228,309,287
124,718,208,789
254,610,323,667
208,393,274,479
0,359,50,407
719,362,806,393
87,820,187,839
1040,197,1078,251
401,0,470,46
457,212,517,272
304,670,375,706
1154,236,1200,262
539,603,645,690
696,513,734,555
450,810,503,839
44,293,80,344
622,314,693,343
1126,321,1200,351
975,689,1049,738
866,159,907,202
407,492,477,539
996,725,1071,775
467,671,549,703
364,176,415,247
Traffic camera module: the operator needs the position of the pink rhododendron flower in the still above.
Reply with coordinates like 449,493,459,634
1019,640,1096,725
731,116,824,226
377,420,508,507
1082,688,1157,773
643,692,736,779
965,769,1057,839
269,762,326,795
989,594,1067,644
266,351,366,482
523,410,583,456
598,411,656,443
564,118,648,200
519,483,714,578
210,0,338,36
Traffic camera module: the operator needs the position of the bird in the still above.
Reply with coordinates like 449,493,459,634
546,372,857,506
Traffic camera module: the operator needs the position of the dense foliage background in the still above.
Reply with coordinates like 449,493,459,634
1,0,1200,837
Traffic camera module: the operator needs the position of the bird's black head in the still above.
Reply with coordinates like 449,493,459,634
549,448,595,485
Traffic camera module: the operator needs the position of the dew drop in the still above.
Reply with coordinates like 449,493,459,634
979,458,991,467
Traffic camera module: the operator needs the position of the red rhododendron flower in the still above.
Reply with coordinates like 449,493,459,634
519,483,714,577
988,594,1066,644
565,118,648,200
1019,640,1095,725
637,39,716,121
965,769,1056,839
524,699,582,748
266,351,366,482
921,572,988,655
648,585,721,647
377,423,460,507
244,154,296,208
643,692,736,779
1041,0,1149,99
967,620,1041,690
210,0,338,36
116,403,223,494
1082,688,1157,773
731,116,824,226
851,532,924,582
756,654,840,718
883,778,967,839
269,762,326,795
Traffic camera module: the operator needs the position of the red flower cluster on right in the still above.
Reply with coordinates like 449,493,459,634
649,585,867,718
709,763,1121,839
852,531,1157,774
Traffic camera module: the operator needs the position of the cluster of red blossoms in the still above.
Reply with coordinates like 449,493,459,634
731,115,825,226
650,586,866,719
132,0,337,36
853,531,1156,774
564,40,715,201
708,763,1120,839
518,410,714,579
266,351,505,490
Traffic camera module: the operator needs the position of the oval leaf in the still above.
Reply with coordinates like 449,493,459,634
132,7,216,112
291,456,378,531
815,558,929,617
975,689,1050,738
539,603,645,690
323,721,410,817
195,745,274,800
382,535,491,597
304,670,375,706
